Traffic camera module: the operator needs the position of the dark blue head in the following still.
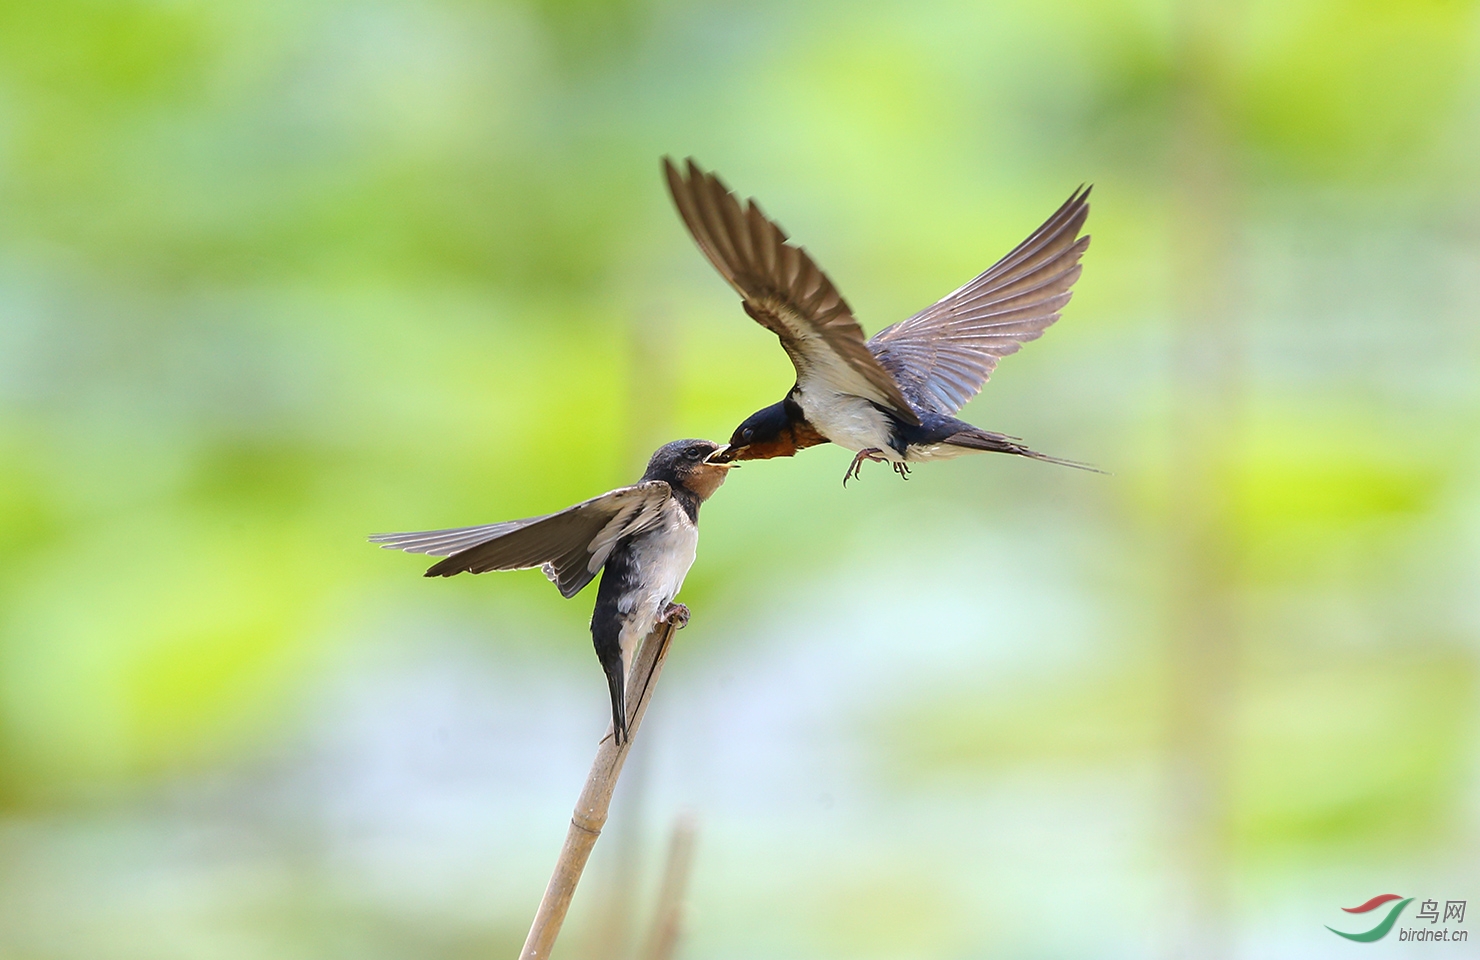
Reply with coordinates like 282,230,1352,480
710,401,827,462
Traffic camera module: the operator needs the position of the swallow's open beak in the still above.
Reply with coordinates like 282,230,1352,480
706,444,741,465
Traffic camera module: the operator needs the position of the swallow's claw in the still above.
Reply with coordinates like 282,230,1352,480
842,448,888,486
660,602,690,629
892,462,911,480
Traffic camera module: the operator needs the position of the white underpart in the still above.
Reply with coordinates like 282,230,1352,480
793,385,975,463
614,498,698,681
793,384,904,461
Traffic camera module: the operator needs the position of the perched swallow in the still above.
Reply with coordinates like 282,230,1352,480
664,158,1096,483
370,439,731,744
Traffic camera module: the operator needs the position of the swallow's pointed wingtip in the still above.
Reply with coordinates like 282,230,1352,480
664,156,719,204
685,156,734,196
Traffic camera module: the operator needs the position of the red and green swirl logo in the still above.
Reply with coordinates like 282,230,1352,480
1327,895,1413,942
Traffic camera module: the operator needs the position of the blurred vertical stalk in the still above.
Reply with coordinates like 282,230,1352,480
639,814,698,960
1164,1,1245,957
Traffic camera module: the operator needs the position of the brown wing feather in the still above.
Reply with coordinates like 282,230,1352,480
868,186,1091,416
665,157,918,424
369,481,672,598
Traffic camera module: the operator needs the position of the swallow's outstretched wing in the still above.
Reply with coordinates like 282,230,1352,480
369,481,674,597
867,187,1091,416
664,157,919,425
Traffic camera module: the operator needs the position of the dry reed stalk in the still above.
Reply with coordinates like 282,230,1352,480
518,618,679,960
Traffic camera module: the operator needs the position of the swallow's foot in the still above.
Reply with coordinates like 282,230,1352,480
892,461,911,480
843,448,887,486
660,602,690,629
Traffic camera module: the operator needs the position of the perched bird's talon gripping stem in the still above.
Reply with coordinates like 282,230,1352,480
660,602,690,629
842,448,887,487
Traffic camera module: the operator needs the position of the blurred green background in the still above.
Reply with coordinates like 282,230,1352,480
0,0,1476,957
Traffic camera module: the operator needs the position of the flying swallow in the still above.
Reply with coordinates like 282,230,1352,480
370,439,731,744
664,158,1096,483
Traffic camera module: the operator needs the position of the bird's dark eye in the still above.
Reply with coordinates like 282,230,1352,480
685,447,703,461
741,427,754,442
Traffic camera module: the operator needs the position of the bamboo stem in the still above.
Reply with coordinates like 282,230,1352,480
518,618,680,960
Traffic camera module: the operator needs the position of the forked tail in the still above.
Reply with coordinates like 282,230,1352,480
945,429,1105,474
